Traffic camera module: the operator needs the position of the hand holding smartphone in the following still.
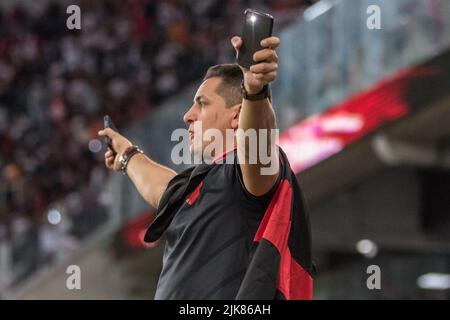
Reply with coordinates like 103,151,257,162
103,115,118,156
236,9,274,69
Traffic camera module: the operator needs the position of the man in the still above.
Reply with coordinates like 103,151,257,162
98,36,313,299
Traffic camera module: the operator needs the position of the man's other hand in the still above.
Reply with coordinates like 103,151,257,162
98,128,133,171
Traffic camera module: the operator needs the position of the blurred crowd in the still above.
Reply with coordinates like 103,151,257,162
0,0,309,287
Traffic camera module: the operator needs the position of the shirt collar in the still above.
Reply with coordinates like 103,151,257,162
213,146,237,164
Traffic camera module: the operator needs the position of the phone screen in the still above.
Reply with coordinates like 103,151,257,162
236,9,274,69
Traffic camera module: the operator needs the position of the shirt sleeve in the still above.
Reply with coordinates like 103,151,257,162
233,149,282,210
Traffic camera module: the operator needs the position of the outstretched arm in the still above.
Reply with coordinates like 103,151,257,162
98,128,176,209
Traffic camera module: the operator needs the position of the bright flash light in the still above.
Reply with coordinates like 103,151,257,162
47,209,62,225
356,239,378,258
250,15,257,23
417,273,450,290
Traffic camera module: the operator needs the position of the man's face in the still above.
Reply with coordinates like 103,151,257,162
183,77,240,159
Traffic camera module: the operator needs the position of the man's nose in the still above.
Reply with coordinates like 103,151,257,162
183,105,196,125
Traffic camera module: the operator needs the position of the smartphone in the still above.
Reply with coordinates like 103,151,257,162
236,9,274,69
103,115,118,155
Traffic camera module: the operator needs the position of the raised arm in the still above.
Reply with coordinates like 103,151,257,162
232,36,281,196
98,128,176,209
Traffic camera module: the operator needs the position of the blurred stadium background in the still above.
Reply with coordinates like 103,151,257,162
0,0,449,299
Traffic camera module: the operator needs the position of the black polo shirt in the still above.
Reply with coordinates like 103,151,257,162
154,150,280,300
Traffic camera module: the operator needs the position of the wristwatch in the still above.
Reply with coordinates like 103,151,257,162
119,145,143,174
241,81,271,101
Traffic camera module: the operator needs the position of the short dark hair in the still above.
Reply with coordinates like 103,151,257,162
203,64,243,108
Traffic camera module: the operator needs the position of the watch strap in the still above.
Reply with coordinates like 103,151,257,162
241,81,270,101
119,145,143,174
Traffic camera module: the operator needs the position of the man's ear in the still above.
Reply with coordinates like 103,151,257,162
230,104,241,130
